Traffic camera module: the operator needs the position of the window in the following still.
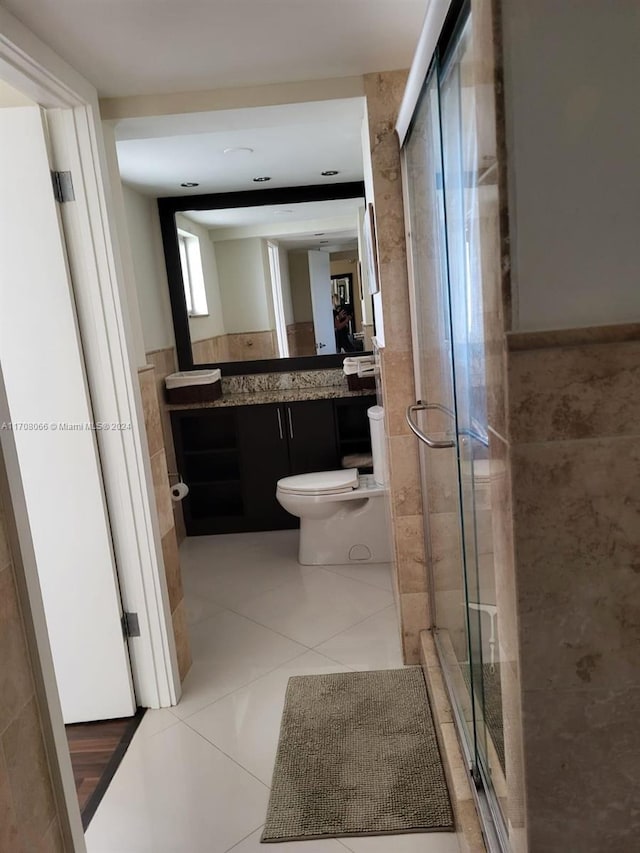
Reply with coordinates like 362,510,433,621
177,229,208,316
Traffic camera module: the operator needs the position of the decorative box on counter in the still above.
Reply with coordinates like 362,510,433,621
343,356,377,391
165,369,222,404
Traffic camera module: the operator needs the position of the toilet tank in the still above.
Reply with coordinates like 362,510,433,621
367,406,388,487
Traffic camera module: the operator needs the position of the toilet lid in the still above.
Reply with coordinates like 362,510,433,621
277,468,358,495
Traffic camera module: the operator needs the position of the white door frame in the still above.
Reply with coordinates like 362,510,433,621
0,0,180,826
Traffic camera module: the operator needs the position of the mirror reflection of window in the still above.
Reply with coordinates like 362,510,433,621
177,230,208,317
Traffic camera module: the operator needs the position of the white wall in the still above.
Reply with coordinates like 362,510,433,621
278,244,294,325
214,237,274,332
122,184,175,352
175,214,226,342
288,250,314,322
502,0,640,331
102,123,148,367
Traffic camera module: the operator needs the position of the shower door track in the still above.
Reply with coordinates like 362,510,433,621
432,631,511,853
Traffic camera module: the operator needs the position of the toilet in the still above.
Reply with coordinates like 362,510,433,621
276,406,391,566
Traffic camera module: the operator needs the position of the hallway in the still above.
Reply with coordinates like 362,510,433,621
84,531,460,852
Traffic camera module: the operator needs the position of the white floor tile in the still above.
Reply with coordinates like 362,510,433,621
187,650,351,786
316,605,404,670
228,827,349,852
185,593,224,626
180,530,302,608
134,708,179,740
321,561,394,592
88,532,423,853
172,609,306,719
232,566,393,647
340,832,461,852
85,722,269,853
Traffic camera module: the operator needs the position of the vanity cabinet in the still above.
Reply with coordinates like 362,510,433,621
172,408,244,535
235,398,341,529
171,396,375,535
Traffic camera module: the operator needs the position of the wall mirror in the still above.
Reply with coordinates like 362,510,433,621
158,182,374,373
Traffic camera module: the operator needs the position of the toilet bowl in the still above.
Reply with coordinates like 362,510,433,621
276,406,391,566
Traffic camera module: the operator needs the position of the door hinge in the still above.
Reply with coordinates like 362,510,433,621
121,611,141,639
51,170,75,203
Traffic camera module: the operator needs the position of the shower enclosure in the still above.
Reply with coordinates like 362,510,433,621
401,1,511,849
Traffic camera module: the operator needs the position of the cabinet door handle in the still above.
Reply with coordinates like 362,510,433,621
287,407,294,439
276,408,284,440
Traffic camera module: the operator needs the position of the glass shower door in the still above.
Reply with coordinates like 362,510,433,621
403,61,481,770
439,14,495,784
403,6,508,845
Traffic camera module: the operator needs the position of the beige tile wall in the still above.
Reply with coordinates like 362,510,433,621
286,322,316,357
363,69,430,664
139,365,191,683
191,334,230,366
507,330,640,853
145,347,185,543
0,463,66,852
225,330,278,361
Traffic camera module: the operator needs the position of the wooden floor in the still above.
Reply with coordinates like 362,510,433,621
66,709,145,828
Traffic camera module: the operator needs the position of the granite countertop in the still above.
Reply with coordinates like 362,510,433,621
166,384,376,411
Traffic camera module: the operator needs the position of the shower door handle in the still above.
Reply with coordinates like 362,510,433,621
406,402,456,449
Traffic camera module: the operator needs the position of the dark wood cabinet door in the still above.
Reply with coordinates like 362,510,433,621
236,404,295,529
285,399,339,474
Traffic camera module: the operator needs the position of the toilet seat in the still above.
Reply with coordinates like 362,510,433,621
277,468,358,496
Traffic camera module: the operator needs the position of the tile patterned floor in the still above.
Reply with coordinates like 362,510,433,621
85,530,461,853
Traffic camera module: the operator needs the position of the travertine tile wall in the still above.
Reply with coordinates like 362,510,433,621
139,365,191,683
364,70,430,663
0,459,66,852
225,330,277,362
286,322,316,357
191,335,230,367
145,347,185,543
507,329,640,853
191,331,277,365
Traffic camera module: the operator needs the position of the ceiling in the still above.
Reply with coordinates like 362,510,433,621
116,98,366,196
182,197,361,252
184,197,363,229
1,0,427,98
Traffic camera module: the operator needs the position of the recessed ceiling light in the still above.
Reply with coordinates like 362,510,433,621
180,181,199,188
253,176,271,182
223,146,254,155
321,170,339,176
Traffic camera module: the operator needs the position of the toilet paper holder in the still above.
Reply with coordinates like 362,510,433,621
168,472,189,502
